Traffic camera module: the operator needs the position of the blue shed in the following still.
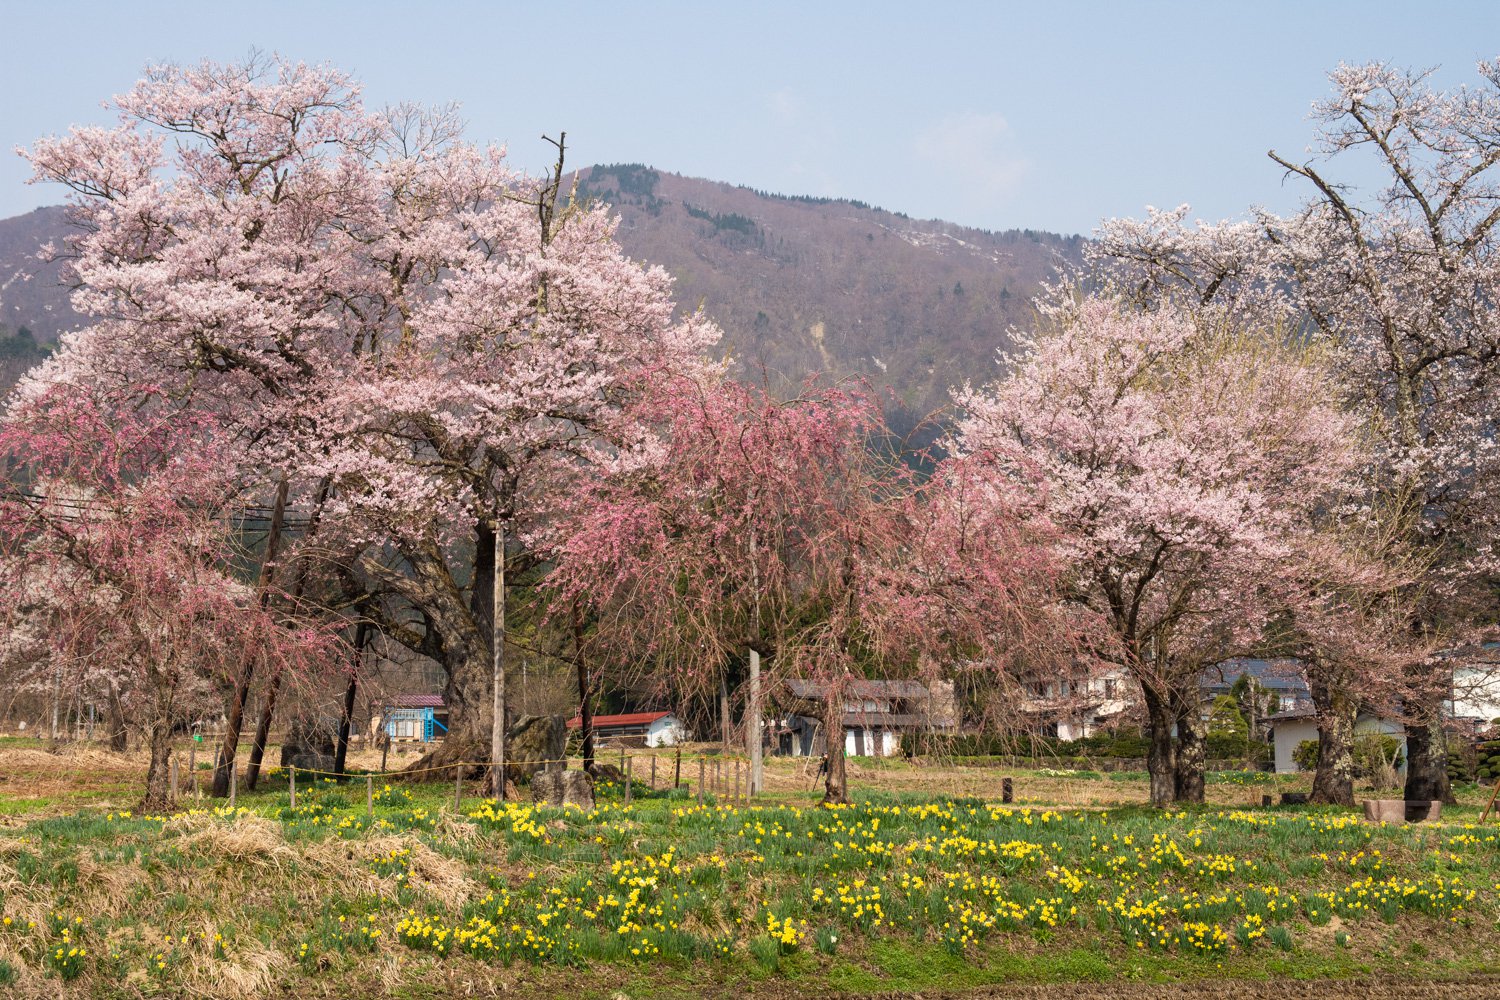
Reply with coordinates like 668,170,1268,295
384,694,449,742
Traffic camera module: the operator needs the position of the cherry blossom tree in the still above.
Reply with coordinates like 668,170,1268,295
20,55,719,782
955,298,1362,806
1093,60,1500,803
0,386,337,811
544,375,1062,804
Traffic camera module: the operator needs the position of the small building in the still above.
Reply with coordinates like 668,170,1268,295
1268,705,1406,774
382,694,449,743
567,711,687,747
776,679,957,758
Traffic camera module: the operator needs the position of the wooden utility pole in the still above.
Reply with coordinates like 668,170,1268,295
748,649,763,795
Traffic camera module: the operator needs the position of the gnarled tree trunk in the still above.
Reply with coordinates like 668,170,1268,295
1403,707,1451,805
1142,686,1177,808
1173,693,1207,804
139,677,176,814
1308,662,1356,806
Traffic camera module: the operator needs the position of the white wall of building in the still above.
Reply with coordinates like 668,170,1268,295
645,715,687,747
843,727,900,757
1272,719,1319,773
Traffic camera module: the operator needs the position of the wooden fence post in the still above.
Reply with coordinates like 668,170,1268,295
366,775,373,823
230,764,237,811
289,766,297,809
650,755,657,790
454,763,463,813
170,758,179,802
734,760,741,806
674,746,682,788
1002,777,1014,804
619,744,626,774
625,757,632,805
697,758,704,807
188,742,197,799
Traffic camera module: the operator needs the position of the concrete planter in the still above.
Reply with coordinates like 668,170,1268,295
1362,799,1442,823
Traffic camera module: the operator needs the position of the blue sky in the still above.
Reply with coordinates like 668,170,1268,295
3,1,1497,235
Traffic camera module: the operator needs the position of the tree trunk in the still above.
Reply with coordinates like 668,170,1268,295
488,521,506,799
140,685,175,814
820,693,849,806
213,477,288,798
1142,686,1176,808
105,679,127,752
334,622,369,779
574,607,595,775
1173,698,1206,804
245,667,282,789
1403,708,1452,804
1308,664,1356,806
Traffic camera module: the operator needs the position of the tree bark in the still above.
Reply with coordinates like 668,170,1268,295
140,681,175,813
105,679,127,752
1403,706,1452,804
213,477,287,797
1308,663,1356,806
245,668,281,790
820,691,849,806
574,605,595,775
1142,686,1177,808
1173,694,1206,804
334,621,369,778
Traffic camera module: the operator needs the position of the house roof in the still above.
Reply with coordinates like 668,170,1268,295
387,694,444,709
1202,658,1310,693
566,711,674,730
784,679,932,700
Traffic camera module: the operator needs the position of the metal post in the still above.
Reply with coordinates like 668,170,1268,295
697,758,704,806
366,775,373,823
289,766,297,809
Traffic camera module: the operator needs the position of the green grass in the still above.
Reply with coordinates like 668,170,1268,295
1,769,1499,996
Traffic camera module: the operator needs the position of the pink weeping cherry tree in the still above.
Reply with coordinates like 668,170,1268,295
954,297,1364,807
0,386,339,811
544,374,1065,805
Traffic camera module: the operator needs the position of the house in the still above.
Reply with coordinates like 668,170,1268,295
1021,665,1134,740
566,711,687,747
1202,658,1311,715
1267,706,1406,775
382,694,449,743
776,679,957,758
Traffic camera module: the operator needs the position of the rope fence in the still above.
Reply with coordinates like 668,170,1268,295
164,745,761,815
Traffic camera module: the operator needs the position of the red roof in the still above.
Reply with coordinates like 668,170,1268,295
566,711,673,729
388,694,445,709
